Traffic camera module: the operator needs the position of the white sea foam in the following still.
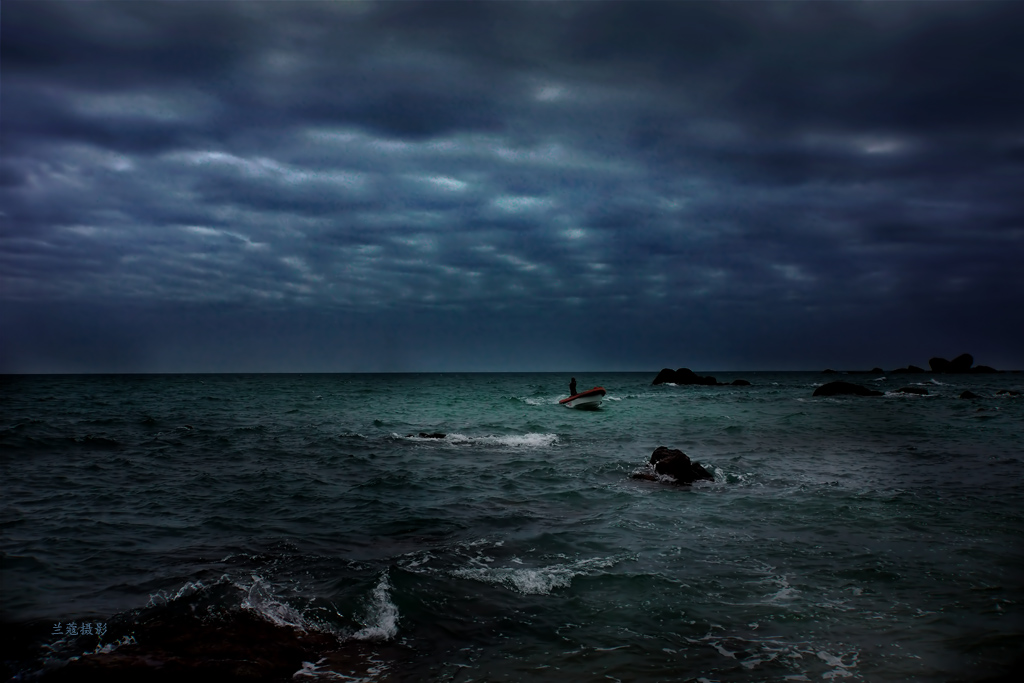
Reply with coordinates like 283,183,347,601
146,579,209,607
691,632,859,679
241,574,312,632
441,432,558,448
451,555,620,595
353,571,400,641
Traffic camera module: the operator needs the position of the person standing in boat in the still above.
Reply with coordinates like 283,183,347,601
569,377,577,397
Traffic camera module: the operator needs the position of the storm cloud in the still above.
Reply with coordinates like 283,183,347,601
2,1,1022,372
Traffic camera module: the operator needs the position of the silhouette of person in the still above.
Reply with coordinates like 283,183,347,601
569,377,577,396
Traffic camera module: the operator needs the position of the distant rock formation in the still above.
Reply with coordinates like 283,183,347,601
653,368,718,385
894,386,929,395
632,447,713,485
823,354,1001,375
812,381,884,397
996,389,1021,396
652,368,750,386
959,390,981,399
926,354,997,374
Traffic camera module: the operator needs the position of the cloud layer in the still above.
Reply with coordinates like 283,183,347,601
3,1,1023,372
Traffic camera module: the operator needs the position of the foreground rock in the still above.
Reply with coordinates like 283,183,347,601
812,381,884,397
632,447,713,485
41,609,338,683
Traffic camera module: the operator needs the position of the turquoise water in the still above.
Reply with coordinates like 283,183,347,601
2,372,1023,681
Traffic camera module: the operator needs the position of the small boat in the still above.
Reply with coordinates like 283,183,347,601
559,387,606,410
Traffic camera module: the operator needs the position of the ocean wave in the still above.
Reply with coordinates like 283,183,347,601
240,574,313,632
685,632,860,679
506,395,559,406
400,432,558,448
352,571,399,641
451,555,621,595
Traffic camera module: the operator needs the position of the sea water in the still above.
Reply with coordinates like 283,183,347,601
2,372,1022,681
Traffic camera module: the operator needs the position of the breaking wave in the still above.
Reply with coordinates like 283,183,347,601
451,556,622,595
352,571,399,641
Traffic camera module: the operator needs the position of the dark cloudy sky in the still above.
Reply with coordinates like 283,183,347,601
3,1,1023,373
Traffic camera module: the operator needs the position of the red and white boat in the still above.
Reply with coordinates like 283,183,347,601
559,387,606,410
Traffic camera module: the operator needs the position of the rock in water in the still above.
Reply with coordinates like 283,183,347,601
950,353,974,373
652,368,719,386
929,357,952,373
812,381,884,397
649,446,713,484
895,386,929,395
959,390,981,399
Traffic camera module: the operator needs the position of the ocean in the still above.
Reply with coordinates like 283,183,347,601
2,371,1022,682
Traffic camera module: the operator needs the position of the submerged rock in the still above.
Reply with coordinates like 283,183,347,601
812,381,884,397
408,432,447,439
730,379,751,386
959,390,981,399
633,446,713,485
894,386,929,395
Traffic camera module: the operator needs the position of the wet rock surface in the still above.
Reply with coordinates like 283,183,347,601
633,446,713,485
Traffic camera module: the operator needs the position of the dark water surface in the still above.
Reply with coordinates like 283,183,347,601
2,372,1023,681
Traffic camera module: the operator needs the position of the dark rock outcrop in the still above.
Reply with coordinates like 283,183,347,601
950,353,974,373
409,432,446,439
40,609,338,683
633,447,713,485
730,379,751,386
653,368,719,386
812,381,884,397
996,389,1021,396
959,390,980,399
891,365,925,374
894,386,929,395
929,354,994,374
